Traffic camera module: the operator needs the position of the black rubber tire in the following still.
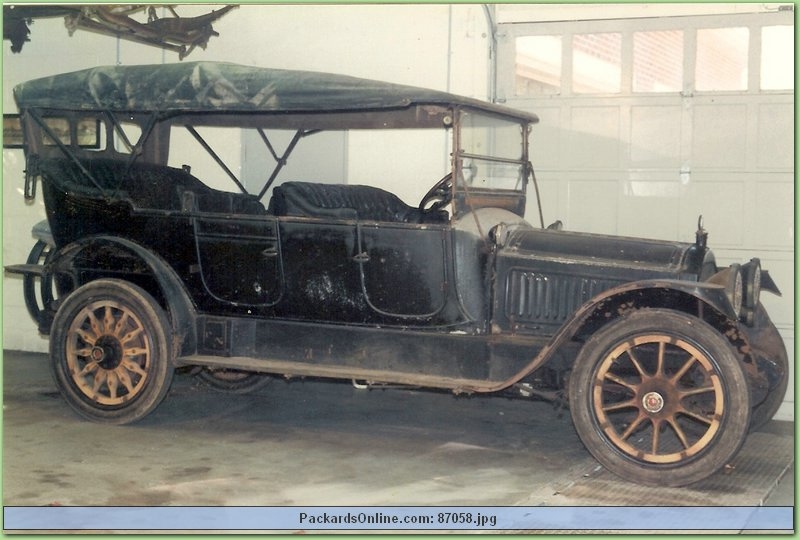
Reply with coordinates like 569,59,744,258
23,239,55,324
49,279,174,424
569,309,751,487
195,368,272,394
751,373,788,432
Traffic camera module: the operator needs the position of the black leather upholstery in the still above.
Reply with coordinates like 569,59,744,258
269,181,448,223
37,158,265,215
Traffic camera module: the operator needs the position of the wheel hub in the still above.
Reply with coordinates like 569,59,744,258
92,336,123,370
642,391,665,413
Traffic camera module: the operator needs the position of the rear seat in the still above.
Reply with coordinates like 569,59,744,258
268,181,448,223
36,157,265,215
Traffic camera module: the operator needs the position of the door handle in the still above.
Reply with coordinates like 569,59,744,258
262,246,279,258
352,251,370,263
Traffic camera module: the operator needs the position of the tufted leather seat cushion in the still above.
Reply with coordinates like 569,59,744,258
269,181,448,223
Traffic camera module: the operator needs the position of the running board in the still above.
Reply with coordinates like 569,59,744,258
177,354,498,394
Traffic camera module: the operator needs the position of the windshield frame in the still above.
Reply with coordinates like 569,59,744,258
451,106,533,220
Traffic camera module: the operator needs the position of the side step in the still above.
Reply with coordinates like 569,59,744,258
178,354,495,394
4,264,45,276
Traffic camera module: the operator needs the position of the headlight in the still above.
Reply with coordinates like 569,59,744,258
707,264,744,319
725,263,743,319
741,258,761,325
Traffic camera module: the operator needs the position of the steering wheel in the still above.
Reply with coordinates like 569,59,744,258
418,173,453,213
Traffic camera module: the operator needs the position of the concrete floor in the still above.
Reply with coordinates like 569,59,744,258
3,349,794,532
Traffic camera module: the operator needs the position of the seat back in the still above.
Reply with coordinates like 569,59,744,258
269,181,447,223
37,157,265,215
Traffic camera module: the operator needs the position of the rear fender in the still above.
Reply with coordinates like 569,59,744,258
47,235,196,359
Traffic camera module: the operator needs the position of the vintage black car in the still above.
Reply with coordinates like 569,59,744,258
7,62,788,487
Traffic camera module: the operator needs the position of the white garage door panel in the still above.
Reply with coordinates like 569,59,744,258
673,171,793,249
530,107,563,168
566,178,620,233
692,104,749,169
620,173,680,240
756,102,794,169
630,105,683,167
567,106,622,169
528,177,561,228
751,179,795,248
679,180,746,247
498,10,793,420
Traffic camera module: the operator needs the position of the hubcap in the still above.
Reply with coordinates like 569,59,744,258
642,391,665,413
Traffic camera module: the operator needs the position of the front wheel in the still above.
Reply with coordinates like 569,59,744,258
50,279,174,424
569,309,750,486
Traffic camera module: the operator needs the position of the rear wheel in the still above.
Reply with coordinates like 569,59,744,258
50,279,174,424
196,368,272,394
569,309,750,486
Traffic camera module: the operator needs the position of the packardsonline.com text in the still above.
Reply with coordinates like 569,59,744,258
298,510,498,529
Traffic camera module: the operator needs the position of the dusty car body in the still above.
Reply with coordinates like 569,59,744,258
7,62,788,487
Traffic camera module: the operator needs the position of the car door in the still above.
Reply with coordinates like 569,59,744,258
357,223,449,321
194,216,283,307
276,219,368,321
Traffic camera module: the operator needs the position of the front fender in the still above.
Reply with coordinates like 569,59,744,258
47,235,197,358
472,279,738,393
591,278,738,320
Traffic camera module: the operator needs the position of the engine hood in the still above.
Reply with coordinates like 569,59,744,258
501,227,707,278
492,226,715,335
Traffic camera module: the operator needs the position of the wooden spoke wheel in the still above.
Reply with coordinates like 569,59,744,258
50,279,174,424
569,309,750,487
592,335,723,464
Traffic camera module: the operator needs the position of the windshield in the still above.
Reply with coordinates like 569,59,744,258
456,110,528,192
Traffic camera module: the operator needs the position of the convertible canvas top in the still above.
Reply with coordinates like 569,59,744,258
13,61,539,122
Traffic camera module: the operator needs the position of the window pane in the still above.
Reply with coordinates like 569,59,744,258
459,110,523,160
113,122,142,154
43,118,69,146
516,35,562,95
461,159,526,191
761,25,793,90
696,27,749,91
573,33,622,93
76,118,104,149
633,30,683,92
3,115,23,147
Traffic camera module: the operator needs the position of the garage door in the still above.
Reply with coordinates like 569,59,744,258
495,10,794,419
